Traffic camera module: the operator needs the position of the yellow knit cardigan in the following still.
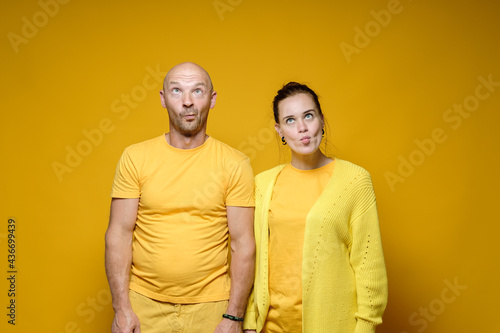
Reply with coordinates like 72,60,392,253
244,159,388,333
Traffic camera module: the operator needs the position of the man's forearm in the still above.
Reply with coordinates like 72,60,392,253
105,230,133,311
226,243,256,317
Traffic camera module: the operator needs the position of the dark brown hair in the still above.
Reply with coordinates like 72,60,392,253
272,82,323,123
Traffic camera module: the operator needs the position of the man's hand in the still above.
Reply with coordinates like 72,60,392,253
214,318,242,333
111,308,141,333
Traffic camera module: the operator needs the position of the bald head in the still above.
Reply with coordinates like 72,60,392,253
163,62,214,92
159,62,217,141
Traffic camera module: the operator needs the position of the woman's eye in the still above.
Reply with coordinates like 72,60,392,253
285,118,294,124
305,113,313,119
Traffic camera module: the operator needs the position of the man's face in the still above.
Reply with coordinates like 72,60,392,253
160,64,216,136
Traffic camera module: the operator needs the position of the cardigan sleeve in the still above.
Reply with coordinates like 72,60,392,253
349,184,388,333
243,175,264,331
243,287,256,330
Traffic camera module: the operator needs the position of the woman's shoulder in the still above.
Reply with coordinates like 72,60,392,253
335,158,370,175
255,164,287,184
334,158,373,188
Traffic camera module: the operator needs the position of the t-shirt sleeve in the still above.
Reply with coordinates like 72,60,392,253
225,157,255,207
111,148,141,198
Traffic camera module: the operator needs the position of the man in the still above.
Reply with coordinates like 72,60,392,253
105,62,255,333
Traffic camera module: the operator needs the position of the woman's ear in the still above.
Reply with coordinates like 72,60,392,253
274,123,282,137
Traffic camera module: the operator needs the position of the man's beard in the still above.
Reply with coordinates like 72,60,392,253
171,108,207,137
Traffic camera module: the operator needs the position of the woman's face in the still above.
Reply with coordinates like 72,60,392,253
275,93,324,157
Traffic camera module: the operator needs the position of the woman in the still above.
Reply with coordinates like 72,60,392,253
243,82,388,332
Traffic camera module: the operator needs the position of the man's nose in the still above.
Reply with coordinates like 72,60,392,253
183,94,194,108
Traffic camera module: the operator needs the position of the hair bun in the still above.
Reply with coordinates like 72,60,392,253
283,82,302,88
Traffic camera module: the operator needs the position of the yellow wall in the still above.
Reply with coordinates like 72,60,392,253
1,0,499,332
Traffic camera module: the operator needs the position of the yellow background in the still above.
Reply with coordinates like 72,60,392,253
1,0,499,332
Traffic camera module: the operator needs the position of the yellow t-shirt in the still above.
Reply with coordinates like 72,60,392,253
264,161,334,332
111,135,254,303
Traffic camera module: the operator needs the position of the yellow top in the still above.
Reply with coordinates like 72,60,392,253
111,135,254,303
264,162,335,332
244,159,387,333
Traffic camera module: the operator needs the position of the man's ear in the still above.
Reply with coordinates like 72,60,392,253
160,90,167,108
210,91,217,109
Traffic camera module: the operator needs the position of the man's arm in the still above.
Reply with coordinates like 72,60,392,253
105,198,141,333
215,206,255,333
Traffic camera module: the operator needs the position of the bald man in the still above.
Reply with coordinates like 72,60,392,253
105,63,255,333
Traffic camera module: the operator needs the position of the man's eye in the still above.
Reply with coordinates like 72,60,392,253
194,89,202,94
172,88,180,93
